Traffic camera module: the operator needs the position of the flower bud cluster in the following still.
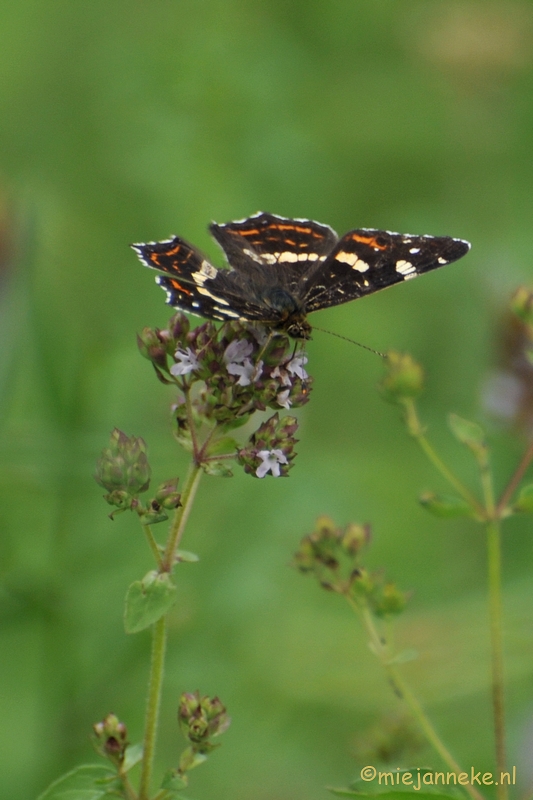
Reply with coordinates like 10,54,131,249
293,516,408,615
176,691,231,775
138,312,312,426
94,429,181,521
93,713,128,766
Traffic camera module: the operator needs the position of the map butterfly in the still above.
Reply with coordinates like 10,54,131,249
132,212,470,340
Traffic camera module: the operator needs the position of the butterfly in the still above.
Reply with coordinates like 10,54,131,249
132,212,470,339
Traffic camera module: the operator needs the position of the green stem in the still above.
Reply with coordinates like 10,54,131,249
142,524,162,568
162,463,202,572
184,386,200,461
486,520,507,800
138,616,167,800
403,400,485,517
118,767,138,800
479,457,508,800
351,600,485,800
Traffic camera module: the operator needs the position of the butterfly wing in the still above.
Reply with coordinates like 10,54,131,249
210,212,338,294
302,228,471,312
131,236,276,323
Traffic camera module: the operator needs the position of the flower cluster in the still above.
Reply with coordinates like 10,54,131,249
94,429,181,521
293,516,408,615
238,413,298,478
138,313,309,477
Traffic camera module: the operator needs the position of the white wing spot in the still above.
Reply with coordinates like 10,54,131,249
215,307,239,317
243,248,264,264
191,260,218,284
262,253,277,265
335,251,370,272
395,259,417,277
438,257,448,264
409,247,420,254
278,251,298,263
197,286,229,305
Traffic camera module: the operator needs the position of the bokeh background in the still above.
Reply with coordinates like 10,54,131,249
2,1,533,798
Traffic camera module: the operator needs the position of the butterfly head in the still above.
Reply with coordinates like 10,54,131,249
282,313,312,340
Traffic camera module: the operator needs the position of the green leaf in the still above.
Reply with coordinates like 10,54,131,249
122,742,143,772
419,492,474,518
202,460,233,477
448,413,488,464
37,764,118,800
205,435,238,456
175,549,200,563
124,571,177,633
514,483,533,512
161,769,188,792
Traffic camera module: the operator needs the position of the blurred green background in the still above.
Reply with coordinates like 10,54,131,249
1,1,533,798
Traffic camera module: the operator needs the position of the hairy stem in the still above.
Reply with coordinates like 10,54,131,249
351,600,485,800
138,616,167,800
162,463,202,572
486,520,507,800
184,386,200,461
142,524,162,569
479,456,508,800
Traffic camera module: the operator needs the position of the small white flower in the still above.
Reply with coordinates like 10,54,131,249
256,449,288,478
287,354,308,381
223,339,253,364
170,347,199,376
271,365,291,387
227,358,263,387
271,354,309,387
276,389,292,409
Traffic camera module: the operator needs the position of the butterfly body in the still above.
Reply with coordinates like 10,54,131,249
132,212,470,339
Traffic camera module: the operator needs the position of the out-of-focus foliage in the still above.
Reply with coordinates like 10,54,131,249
1,1,533,798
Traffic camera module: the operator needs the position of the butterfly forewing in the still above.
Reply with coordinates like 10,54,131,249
210,212,338,268
302,228,471,312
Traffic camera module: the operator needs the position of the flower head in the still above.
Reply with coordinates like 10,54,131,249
256,449,289,478
170,347,200,376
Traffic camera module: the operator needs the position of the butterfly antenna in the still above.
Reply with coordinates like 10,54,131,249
312,326,386,359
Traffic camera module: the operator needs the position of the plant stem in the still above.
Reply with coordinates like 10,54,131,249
118,767,138,800
142,524,162,568
184,386,200,460
351,600,485,800
403,400,485,517
479,457,508,800
162,463,202,572
138,615,167,800
496,436,533,516
486,520,507,800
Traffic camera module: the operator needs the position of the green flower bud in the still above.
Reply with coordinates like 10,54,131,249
94,429,151,502
154,478,182,509
93,713,128,765
379,351,424,403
